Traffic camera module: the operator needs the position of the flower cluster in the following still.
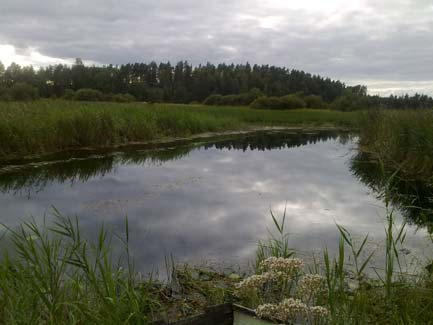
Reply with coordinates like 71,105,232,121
255,303,280,320
278,298,309,320
236,257,305,292
255,299,328,323
297,274,325,301
237,257,329,322
259,257,305,274
309,306,329,318
235,272,274,290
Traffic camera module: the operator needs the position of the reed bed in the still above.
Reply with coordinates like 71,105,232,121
359,109,433,181
0,203,432,324
243,205,433,324
0,100,360,161
0,212,161,324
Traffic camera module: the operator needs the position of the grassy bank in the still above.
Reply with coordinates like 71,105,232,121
236,206,433,324
358,109,433,182
0,100,361,162
0,205,432,324
0,214,235,324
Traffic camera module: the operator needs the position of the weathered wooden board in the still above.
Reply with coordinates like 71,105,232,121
153,303,233,325
153,303,274,325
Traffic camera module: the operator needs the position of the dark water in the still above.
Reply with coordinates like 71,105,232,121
0,130,431,272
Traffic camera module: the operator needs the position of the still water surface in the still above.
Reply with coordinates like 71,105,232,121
0,131,430,272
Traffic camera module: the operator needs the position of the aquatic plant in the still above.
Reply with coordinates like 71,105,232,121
238,178,433,324
255,206,295,270
358,109,433,182
0,100,360,161
0,212,160,324
235,255,328,323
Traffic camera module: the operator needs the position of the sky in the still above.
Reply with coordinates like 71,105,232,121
1,0,433,96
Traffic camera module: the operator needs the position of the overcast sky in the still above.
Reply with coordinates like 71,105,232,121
1,0,432,95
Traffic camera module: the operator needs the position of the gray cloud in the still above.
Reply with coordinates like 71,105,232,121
1,0,433,94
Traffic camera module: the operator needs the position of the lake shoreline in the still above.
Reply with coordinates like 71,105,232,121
0,124,353,167
0,100,361,164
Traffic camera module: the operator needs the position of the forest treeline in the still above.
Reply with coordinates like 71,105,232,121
0,59,432,110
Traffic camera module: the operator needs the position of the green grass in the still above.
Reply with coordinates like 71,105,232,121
0,203,431,324
0,100,361,162
359,109,433,181
0,213,161,324
0,212,239,324
239,199,433,324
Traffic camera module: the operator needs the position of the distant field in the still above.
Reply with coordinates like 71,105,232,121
0,100,361,161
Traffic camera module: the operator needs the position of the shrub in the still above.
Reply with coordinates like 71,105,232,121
146,88,164,103
74,88,104,101
0,87,11,101
110,93,136,103
304,95,326,109
63,89,76,100
279,95,307,109
65,89,136,103
203,94,224,105
247,88,265,102
229,88,264,106
203,88,264,106
8,83,39,101
332,91,369,111
251,96,282,109
251,95,306,110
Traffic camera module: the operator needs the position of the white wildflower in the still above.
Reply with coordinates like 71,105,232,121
256,298,309,323
297,274,325,301
260,257,304,275
235,272,274,290
309,305,329,318
255,303,279,320
278,298,309,320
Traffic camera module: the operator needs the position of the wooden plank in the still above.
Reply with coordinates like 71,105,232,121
233,304,274,325
153,303,233,325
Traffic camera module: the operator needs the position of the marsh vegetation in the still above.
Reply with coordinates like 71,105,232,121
0,125,431,323
0,198,431,324
1,60,433,323
0,100,359,162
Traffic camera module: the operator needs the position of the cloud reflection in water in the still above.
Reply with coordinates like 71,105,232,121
0,131,429,272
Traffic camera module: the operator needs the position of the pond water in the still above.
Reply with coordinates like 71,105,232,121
0,130,431,273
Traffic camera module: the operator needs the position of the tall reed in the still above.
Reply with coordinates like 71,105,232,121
255,205,294,270
0,100,360,161
359,109,433,181
0,210,159,324
250,163,432,323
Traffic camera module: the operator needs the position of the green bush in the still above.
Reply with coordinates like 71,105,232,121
8,83,39,101
63,89,76,100
304,95,326,109
203,94,224,105
74,88,105,101
279,95,307,109
332,91,369,111
109,93,136,103
203,88,264,106
64,89,136,103
236,88,264,105
250,96,283,109
251,95,306,110
146,88,164,103
0,87,11,101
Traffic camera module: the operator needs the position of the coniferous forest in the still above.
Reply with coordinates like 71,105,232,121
0,59,433,110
